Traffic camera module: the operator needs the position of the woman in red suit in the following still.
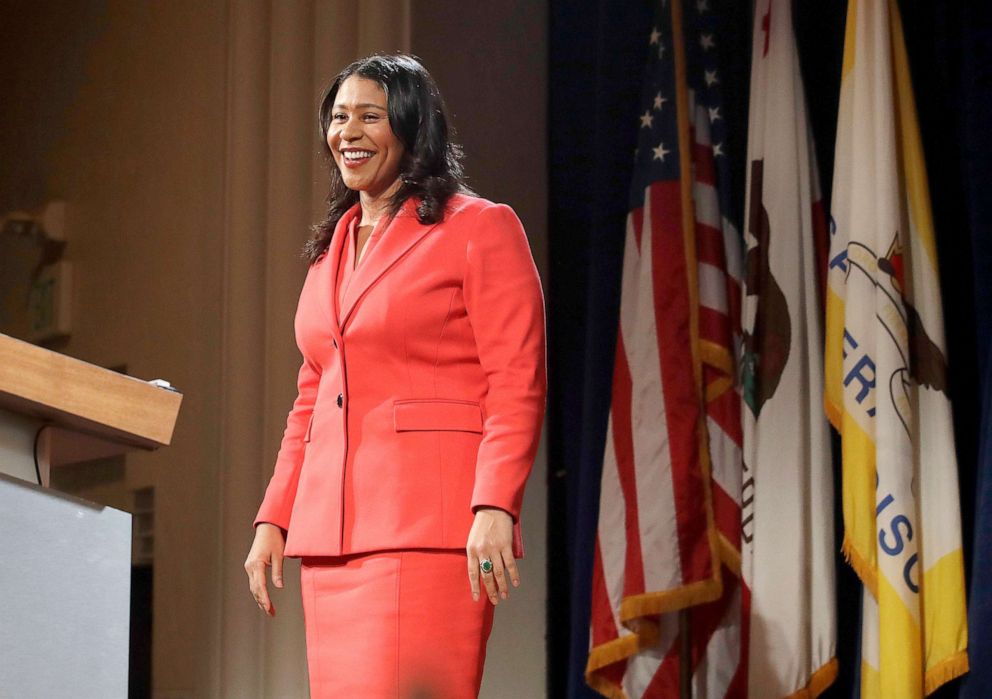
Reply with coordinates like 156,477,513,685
244,53,546,698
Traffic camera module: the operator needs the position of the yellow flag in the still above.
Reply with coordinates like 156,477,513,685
825,0,968,695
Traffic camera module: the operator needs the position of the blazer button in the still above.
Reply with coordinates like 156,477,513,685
336,393,343,408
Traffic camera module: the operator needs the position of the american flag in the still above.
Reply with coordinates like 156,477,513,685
585,0,747,696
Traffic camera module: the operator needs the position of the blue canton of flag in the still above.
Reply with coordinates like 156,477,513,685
685,0,735,226
629,2,681,211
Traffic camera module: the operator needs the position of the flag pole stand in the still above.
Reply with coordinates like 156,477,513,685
679,609,692,699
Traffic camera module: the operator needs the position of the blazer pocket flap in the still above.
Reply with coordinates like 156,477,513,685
303,413,315,443
393,399,483,433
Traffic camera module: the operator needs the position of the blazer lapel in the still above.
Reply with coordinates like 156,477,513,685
339,197,440,329
316,202,360,340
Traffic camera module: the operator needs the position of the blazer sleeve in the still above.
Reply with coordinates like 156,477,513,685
463,202,547,522
253,329,322,532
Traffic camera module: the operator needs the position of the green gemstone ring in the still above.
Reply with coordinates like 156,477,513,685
480,558,494,575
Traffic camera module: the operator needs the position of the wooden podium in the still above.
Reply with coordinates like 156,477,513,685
0,333,182,698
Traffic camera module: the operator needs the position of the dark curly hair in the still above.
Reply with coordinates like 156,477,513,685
303,53,473,264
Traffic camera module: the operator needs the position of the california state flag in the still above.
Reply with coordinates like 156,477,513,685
741,0,837,696
825,0,969,695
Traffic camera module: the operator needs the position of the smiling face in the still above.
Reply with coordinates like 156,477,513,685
327,76,406,200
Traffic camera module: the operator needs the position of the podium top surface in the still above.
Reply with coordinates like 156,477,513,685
0,333,182,449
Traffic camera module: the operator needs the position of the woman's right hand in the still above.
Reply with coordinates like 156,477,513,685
245,522,285,617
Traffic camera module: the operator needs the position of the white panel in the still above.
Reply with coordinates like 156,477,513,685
0,472,131,699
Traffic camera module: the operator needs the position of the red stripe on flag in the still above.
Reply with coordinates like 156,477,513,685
648,182,712,586
589,538,629,687
589,539,618,647
699,305,733,351
726,273,742,333
696,222,726,268
611,331,647,599
712,481,741,547
646,632,681,698
692,139,717,187
689,570,746,698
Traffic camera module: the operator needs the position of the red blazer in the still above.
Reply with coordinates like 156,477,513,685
254,193,546,559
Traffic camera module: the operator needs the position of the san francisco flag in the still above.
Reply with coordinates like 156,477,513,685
825,0,969,695
586,0,746,696
740,0,836,696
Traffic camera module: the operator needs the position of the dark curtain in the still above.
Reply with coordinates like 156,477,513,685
547,2,656,696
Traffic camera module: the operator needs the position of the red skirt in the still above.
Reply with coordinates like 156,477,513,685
300,549,495,699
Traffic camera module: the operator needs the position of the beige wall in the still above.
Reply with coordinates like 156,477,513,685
3,1,229,695
0,1,547,697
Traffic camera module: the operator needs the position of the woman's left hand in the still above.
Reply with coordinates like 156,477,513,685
466,506,519,605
